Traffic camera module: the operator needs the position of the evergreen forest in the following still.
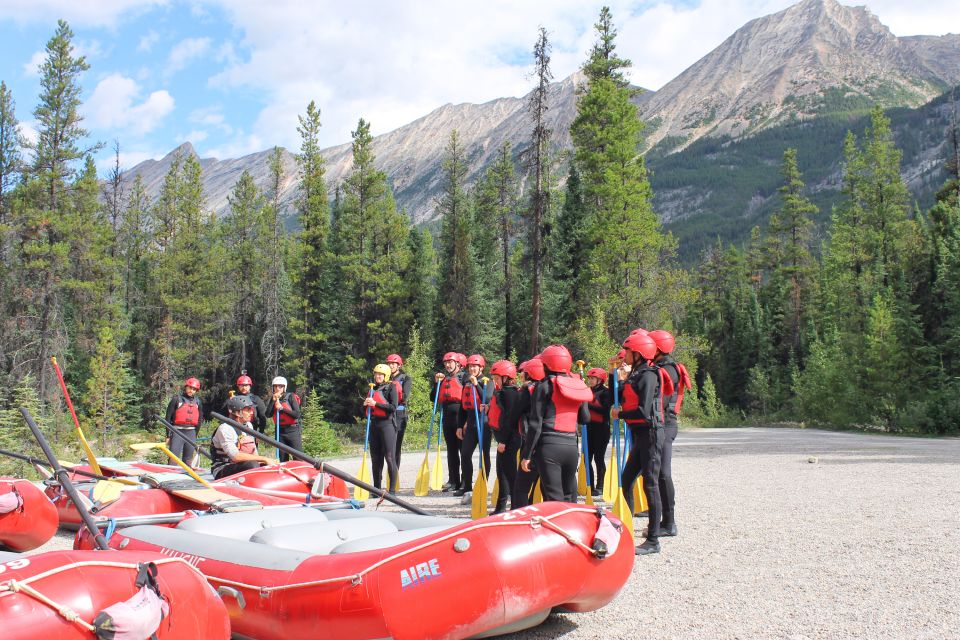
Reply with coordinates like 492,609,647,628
1,12,959,473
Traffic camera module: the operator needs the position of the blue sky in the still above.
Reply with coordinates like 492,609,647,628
1,0,958,172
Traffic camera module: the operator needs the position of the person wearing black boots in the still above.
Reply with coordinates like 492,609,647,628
364,364,399,493
612,331,672,556
433,352,468,492
649,330,692,538
455,354,492,498
488,360,522,514
520,345,592,503
585,367,613,497
386,354,411,466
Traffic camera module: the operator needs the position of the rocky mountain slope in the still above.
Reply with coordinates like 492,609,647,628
123,0,960,227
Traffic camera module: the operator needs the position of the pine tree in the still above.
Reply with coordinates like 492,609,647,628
0,374,48,476
547,164,589,343
261,147,288,379
526,26,553,353
0,80,23,222
84,325,139,446
435,130,479,351
398,228,437,351
288,100,332,391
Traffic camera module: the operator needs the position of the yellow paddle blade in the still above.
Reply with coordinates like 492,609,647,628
491,475,499,508
633,477,648,515
612,491,634,543
429,446,444,491
414,454,430,497
532,479,543,504
353,454,371,501
471,471,488,519
585,488,595,506
577,453,588,497
92,480,127,503
129,442,165,451
602,449,617,503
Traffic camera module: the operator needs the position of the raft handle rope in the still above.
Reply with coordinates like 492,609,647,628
204,506,610,596
0,557,205,632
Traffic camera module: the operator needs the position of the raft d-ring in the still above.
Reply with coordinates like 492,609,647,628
453,538,470,553
529,516,543,529
217,586,247,610
351,575,363,586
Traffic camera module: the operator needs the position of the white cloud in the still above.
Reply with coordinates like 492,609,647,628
17,119,38,146
189,105,233,135
0,0,167,28
22,51,45,76
176,129,209,143
138,29,160,52
84,73,174,135
166,36,212,76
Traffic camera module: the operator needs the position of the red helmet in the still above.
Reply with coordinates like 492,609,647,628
623,332,657,360
648,330,676,354
466,354,486,368
616,349,626,360
522,358,546,381
442,352,459,365
386,353,404,365
539,344,572,374
455,353,468,368
587,367,608,383
236,374,253,386
490,360,517,379
184,377,201,390
629,328,648,336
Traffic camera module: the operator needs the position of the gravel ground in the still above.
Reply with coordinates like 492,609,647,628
29,427,960,639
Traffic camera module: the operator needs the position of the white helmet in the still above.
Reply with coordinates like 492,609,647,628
272,376,287,388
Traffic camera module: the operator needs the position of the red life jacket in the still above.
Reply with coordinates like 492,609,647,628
621,367,673,427
392,379,404,405
549,376,592,433
461,383,480,411
669,362,693,414
173,398,200,427
488,392,502,430
588,386,606,423
277,393,300,427
439,375,463,404
370,388,389,418
238,433,257,454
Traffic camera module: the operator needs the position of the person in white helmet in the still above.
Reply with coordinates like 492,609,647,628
269,376,301,461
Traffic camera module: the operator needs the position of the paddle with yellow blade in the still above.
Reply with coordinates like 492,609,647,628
609,363,633,542
429,406,445,490
50,356,103,476
575,360,595,506
415,387,442,496
602,356,621,504
354,383,376,501
129,442,214,489
470,378,490,520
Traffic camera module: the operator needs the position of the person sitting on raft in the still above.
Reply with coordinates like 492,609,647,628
210,395,274,479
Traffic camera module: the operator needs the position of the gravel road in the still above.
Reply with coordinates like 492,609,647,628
30,427,960,639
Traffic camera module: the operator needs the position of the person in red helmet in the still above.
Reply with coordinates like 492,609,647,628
511,359,541,508
455,354,491,498
648,330,691,538
585,367,613,497
386,354,411,466
520,345,592,503
433,352,468,491
164,377,204,464
487,360,522,513
222,371,267,434
611,331,673,556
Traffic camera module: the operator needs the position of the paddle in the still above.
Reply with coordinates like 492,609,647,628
275,407,281,461
20,407,109,550
429,406,444,491
576,360,594,507
470,378,489,520
50,356,102,476
129,442,214,489
414,386,441,497
602,366,621,503
0,448,140,485
156,415,213,462
355,384,375,501
210,411,431,515
610,368,633,541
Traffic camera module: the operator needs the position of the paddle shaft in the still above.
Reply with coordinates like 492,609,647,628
156,415,214,461
20,407,110,550
50,356,102,476
210,411,431,515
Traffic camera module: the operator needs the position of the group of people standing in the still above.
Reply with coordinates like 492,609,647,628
164,373,304,478
405,329,690,556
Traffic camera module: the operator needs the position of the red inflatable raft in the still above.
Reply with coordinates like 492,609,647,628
0,478,58,551
0,549,230,639
99,501,634,640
